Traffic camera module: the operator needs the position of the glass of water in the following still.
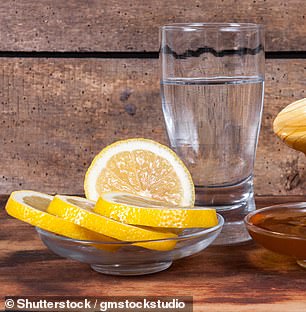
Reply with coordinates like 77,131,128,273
160,23,264,245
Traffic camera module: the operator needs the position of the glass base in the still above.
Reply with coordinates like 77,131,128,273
212,195,255,245
194,177,255,246
91,261,172,276
297,260,306,269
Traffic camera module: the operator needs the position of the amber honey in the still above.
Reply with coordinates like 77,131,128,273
245,205,306,260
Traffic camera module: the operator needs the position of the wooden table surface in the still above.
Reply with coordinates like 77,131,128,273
1,195,306,312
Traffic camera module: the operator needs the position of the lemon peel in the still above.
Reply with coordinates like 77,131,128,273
5,191,116,245
47,195,177,251
95,192,218,228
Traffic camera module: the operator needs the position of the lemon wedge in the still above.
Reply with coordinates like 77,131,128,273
84,138,195,206
94,192,218,228
5,190,116,243
47,195,177,251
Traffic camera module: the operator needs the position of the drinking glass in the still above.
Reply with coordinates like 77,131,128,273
160,23,265,245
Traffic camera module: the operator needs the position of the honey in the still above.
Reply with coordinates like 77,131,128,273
246,206,306,260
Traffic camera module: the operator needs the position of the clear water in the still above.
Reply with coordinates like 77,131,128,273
161,77,264,207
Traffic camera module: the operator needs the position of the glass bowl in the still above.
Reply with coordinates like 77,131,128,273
244,203,306,268
36,214,223,276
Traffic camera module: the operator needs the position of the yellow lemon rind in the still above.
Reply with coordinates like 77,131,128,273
5,191,117,252
94,192,218,228
47,195,177,251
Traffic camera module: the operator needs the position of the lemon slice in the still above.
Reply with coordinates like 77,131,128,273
5,190,116,244
94,192,218,228
84,138,195,206
47,195,177,251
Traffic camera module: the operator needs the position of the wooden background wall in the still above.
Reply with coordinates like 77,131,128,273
1,0,306,196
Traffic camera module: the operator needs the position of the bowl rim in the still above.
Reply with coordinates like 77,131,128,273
244,202,306,241
36,213,224,245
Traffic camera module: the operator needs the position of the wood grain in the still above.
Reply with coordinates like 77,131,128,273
1,196,306,312
0,58,306,196
0,0,305,52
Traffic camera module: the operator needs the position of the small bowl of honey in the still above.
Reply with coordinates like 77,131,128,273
244,202,306,268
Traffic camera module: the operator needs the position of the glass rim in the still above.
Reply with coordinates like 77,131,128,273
160,22,264,31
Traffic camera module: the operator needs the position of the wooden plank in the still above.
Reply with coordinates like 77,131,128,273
0,0,305,52
1,196,306,311
256,59,306,195
0,58,306,196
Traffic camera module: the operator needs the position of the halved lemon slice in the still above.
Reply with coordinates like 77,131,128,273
84,138,195,206
94,192,218,228
5,190,116,243
47,195,177,251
